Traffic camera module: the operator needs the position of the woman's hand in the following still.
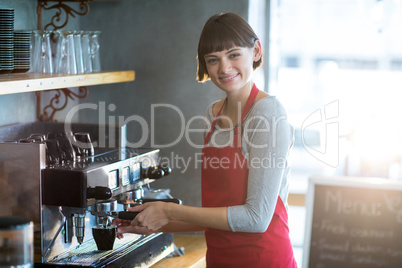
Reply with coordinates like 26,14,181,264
112,203,229,238
130,201,171,232
111,202,171,238
112,218,153,239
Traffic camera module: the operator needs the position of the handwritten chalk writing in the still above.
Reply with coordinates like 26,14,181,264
316,219,393,240
384,193,402,224
350,228,393,239
325,190,382,217
351,243,382,254
308,185,402,267
351,255,388,267
387,248,402,257
318,252,346,262
318,219,348,235
317,238,350,252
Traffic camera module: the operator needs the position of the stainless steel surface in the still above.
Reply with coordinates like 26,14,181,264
40,146,164,262
95,200,118,214
47,233,173,267
42,207,66,259
0,123,175,266
90,200,117,227
116,187,144,207
74,214,86,244
0,143,46,223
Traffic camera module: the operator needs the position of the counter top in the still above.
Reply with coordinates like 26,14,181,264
151,234,207,268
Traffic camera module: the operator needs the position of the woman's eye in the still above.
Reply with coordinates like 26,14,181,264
207,58,218,64
230,53,240,58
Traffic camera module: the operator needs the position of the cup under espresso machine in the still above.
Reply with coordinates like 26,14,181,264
0,122,179,267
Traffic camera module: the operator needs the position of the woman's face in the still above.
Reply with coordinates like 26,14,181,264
204,40,261,94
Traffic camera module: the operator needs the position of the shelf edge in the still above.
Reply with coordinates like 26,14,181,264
0,71,135,96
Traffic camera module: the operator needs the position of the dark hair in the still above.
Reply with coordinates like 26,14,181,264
197,12,262,82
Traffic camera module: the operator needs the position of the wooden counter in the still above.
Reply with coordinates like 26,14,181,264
151,235,207,268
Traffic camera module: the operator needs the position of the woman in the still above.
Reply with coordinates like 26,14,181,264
113,12,297,267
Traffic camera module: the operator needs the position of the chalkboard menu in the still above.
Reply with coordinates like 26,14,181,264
303,177,402,268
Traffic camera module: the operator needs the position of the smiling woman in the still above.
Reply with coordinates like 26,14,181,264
197,13,262,83
202,45,260,96
113,12,297,268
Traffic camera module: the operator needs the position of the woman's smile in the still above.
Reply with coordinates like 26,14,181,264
220,73,239,82
204,46,255,93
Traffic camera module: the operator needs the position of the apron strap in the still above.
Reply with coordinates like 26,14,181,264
241,84,259,122
204,84,259,146
234,84,259,147
204,98,226,145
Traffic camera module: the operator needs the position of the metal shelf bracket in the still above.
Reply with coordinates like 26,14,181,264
36,0,92,121
37,0,91,31
36,87,89,121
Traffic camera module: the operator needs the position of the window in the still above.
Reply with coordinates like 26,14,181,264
269,1,402,264
269,0,402,190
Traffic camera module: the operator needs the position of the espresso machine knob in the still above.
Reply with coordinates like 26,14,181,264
142,165,172,179
87,186,113,200
159,164,172,176
142,166,164,179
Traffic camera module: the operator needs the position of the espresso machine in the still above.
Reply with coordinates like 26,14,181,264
0,122,178,267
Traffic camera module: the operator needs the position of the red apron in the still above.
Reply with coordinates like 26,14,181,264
201,84,297,267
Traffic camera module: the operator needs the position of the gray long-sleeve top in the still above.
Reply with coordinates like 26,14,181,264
204,96,294,233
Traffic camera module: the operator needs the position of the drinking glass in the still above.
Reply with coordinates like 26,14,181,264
55,30,77,74
90,31,101,72
31,30,53,73
50,30,60,72
74,31,84,74
81,31,92,73
30,31,41,72
41,31,53,73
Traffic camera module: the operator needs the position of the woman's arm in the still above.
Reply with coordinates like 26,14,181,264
113,218,205,238
116,99,293,235
129,203,230,232
227,97,294,233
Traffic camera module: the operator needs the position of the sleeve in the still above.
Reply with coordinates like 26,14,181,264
227,98,294,233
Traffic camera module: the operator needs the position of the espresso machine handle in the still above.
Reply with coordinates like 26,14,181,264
87,186,113,200
112,211,140,220
111,198,182,220
141,198,182,204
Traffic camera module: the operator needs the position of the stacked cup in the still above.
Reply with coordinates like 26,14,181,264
0,9,15,74
54,30,77,74
76,31,101,73
30,30,101,74
89,31,101,72
31,30,53,73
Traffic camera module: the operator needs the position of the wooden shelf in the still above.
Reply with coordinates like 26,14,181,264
0,70,135,95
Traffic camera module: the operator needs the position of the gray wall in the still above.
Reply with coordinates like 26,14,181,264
0,0,39,126
76,0,250,206
0,0,250,206
0,0,81,125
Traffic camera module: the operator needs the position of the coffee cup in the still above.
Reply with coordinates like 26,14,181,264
92,224,116,251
